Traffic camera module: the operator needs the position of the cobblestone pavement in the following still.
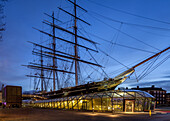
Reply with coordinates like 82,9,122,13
0,108,170,121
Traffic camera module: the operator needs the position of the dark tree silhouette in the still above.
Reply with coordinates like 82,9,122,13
0,0,7,41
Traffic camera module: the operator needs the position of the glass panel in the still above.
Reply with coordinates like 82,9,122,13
94,98,102,111
87,99,92,110
124,92,135,98
64,101,68,109
135,98,144,112
112,98,123,112
144,98,152,111
102,97,110,111
68,100,73,109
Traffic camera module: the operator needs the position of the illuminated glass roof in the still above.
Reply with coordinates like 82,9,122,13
35,89,154,103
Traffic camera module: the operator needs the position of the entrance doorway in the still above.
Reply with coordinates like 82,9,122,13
125,100,134,112
82,101,87,110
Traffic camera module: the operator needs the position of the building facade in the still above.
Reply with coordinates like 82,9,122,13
0,91,2,106
132,85,166,106
166,93,170,105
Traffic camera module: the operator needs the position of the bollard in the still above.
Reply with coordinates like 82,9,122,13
112,108,114,115
92,108,94,114
149,110,151,117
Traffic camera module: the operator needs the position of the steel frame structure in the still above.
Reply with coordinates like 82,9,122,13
31,90,155,112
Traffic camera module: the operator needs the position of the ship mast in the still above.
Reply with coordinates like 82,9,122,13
24,0,100,92
40,47,44,91
52,12,59,91
74,0,78,86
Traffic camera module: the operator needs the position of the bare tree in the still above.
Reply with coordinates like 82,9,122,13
0,0,7,41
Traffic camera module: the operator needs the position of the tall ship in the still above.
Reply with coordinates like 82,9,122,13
23,0,170,99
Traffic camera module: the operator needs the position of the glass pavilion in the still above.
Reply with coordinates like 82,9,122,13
32,90,155,112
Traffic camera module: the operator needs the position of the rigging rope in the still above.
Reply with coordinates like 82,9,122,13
77,27,110,80
114,43,155,54
142,54,170,79
98,48,129,69
65,61,74,86
87,0,170,25
87,14,160,51
110,22,123,49
87,50,109,78
89,11,170,31
136,53,170,81
143,54,170,78
85,32,156,54
137,55,160,80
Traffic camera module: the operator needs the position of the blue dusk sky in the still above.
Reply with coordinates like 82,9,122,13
0,0,170,92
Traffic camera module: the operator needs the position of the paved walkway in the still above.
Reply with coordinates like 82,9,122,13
0,108,169,121
155,107,170,114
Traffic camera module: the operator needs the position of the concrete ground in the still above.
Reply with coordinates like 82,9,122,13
0,108,170,121
156,107,170,113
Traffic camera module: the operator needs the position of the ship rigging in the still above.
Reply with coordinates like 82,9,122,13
23,0,170,95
